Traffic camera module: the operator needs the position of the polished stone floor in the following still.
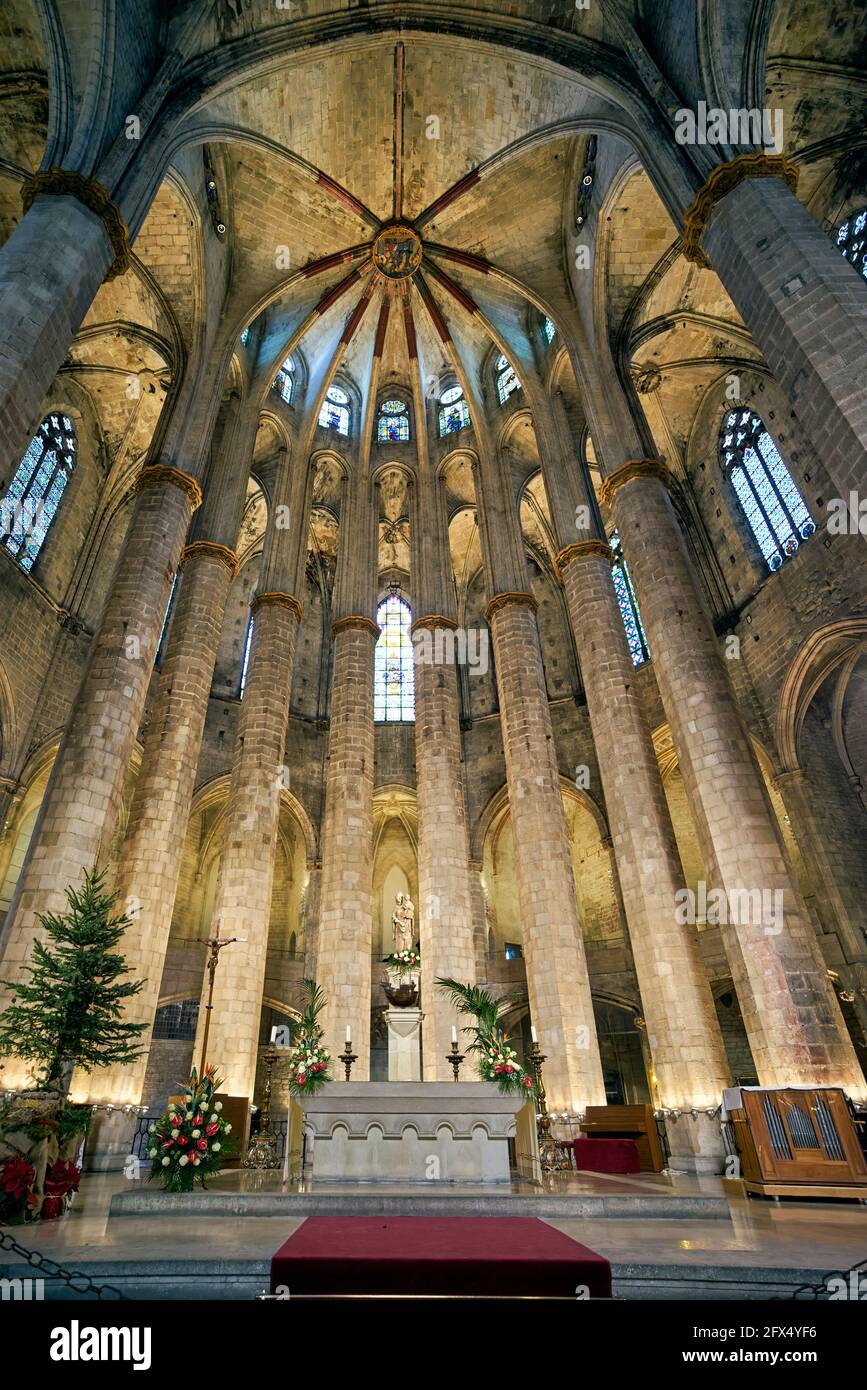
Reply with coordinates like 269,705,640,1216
2,1168,865,1299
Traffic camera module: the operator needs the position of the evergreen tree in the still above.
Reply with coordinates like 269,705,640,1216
0,866,146,1092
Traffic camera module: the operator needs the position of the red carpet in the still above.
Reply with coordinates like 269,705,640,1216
270,1216,611,1298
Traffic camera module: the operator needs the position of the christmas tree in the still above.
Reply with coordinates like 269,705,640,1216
0,866,147,1093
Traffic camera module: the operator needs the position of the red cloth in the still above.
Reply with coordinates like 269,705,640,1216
271,1216,611,1298
568,1137,640,1174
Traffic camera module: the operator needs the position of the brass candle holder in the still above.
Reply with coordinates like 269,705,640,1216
446,1047,465,1082
243,1042,280,1170
338,1044,357,1080
529,1038,570,1174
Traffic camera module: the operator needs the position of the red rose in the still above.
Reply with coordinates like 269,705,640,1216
177,1135,189,1146
522,1075,533,1088
206,1122,218,1136
297,1074,307,1086
193,1114,203,1127
196,1138,208,1151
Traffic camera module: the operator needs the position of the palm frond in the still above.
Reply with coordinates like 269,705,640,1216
435,978,500,1040
299,977,326,1036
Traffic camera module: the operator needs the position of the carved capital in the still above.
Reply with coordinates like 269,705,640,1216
483,591,538,625
598,459,670,511
411,614,458,635
133,465,203,511
331,614,380,640
682,153,800,268
21,168,131,280
251,591,303,623
554,540,613,578
179,541,239,578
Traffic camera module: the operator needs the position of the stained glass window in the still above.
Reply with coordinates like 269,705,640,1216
240,327,250,346
438,384,470,436
374,593,415,722
273,354,294,405
239,614,254,696
496,353,521,405
610,531,649,666
543,317,556,343
719,408,815,571
318,383,350,435
836,208,867,280
377,398,410,443
1,413,76,572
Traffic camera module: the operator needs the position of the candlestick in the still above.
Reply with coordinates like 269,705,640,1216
446,1046,464,1082
529,1039,570,1175
338,1043,357,1081
243,1042,280,1170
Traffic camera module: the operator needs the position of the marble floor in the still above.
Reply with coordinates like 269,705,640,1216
2,1169,865,1299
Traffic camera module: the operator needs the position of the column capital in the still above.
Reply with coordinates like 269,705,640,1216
411,614,458,635
21,168,131,279
554,540,613,578
598,458,670,510
773,766,806,791
251,590,303,623
682,153,800,268
179,541,239,578
331,614,380,640
133,464,203,511
483,591,538,624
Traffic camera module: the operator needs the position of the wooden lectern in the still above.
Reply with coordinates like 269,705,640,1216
579,1103,665,1171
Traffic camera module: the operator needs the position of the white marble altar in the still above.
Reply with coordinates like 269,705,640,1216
302,1082,522,1182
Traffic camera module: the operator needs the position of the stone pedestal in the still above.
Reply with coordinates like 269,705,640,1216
302,1082,522,1182
385,1007,423,1082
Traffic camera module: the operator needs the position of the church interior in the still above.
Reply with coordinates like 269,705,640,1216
0,0,866,1318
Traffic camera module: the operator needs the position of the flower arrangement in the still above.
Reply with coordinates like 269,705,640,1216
0,1158,38,1222
147,1065,234,1193
41,1159,81,1220
286,978,332,1100
436,978,537,1100
384,949,420,974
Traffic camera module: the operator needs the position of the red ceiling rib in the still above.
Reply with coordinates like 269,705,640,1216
414,271,452,344
426,243,491,274
415,170,482,227
402,285,418,361
393,42,405,221
302,245,372,279
373,293,391,358
314,265,365,316
340,275,376,344
423,258,479,316
315,171,378,224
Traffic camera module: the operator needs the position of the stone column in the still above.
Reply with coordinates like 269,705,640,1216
602,459,865,1096
410,464,477,1081
0,466,201,1087
192,591,302,1098
557,539,729,1168
484,591,606,1113
413,616,477,1079
0,179,127,477
86,541,239,1105
684,155,867,508
316,616,378,1078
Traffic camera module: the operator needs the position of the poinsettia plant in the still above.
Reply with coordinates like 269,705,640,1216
286,979,332,1099
0,1157,38,1221
147,1065,234,1193
383,948,420,974
436,978,537,1100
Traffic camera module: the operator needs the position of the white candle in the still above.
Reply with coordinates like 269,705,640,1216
451,1025,458,1046
345,1025,351,1044
530,1026,538,1043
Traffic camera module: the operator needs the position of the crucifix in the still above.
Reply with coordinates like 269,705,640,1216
196,928,243,1076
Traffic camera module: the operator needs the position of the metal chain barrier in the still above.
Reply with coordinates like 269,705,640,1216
0,1229,126,1300
783,1254,867,1300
